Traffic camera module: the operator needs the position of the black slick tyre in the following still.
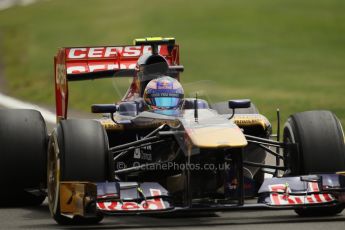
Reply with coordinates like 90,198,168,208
47,119,108,225
283,110,345,216
0,109,47,206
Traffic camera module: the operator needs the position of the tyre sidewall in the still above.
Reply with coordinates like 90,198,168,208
47,119,107,224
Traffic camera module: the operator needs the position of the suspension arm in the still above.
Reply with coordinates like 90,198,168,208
258,144,284,160
244,134,286,147
243,161,286,170
109,136,160,153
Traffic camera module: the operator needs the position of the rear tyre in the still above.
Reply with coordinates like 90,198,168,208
47,119,108,225
0,109,47,206
283,110,345,216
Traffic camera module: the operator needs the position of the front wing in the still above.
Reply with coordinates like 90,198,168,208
58,173,345,218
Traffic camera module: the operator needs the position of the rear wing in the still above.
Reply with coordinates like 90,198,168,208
54,43,180,121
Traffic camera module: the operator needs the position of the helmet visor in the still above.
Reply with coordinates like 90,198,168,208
152,97,181,108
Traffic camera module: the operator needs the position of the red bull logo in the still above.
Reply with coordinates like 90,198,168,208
157,80,173,89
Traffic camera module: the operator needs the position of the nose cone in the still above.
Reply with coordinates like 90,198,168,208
181,110,248,148
185,125,247,148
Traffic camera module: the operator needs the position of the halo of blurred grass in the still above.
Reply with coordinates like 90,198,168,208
0,0,344,127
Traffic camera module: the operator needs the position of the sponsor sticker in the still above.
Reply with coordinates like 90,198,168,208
268,182,334,205
97,189,166,211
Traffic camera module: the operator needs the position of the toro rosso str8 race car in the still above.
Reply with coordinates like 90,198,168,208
1,37,345,225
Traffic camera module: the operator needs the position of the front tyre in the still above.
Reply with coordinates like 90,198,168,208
283,110,345,216
48,119,108,225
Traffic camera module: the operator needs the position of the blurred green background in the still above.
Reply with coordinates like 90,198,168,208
0,0,344,128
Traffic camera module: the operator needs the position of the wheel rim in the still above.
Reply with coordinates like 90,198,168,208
47,132,60,216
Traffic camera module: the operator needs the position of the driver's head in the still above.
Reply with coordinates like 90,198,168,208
143,76,184,111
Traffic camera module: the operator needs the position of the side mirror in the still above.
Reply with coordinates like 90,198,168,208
91,104,117,114
228,99,251,109
228,99,251,119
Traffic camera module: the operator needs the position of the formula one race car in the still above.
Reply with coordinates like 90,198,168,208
1,37,345,225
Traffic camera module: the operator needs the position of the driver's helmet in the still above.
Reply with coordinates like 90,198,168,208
143,76,184,111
